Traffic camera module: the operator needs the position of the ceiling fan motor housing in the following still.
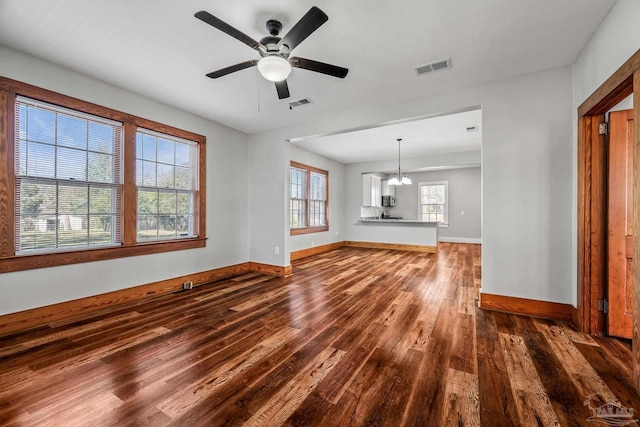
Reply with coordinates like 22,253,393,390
266,19,282,36
259,35,284,56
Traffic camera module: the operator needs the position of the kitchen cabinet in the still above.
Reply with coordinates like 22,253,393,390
361,174,382,207
381,180,396,197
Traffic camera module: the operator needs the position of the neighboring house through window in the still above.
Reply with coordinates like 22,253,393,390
419,181,448,225
290,161,328,235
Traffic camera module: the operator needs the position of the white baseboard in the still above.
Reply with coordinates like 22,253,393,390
438,237,482,244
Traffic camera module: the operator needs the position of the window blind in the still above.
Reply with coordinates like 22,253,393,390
14,96,123,253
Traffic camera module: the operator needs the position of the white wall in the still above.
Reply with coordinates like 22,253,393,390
250,65,573,304
572,0,640,108
0,46,251,315
389,167,482,242
289,146,346,253
249,135,289,266
571,0,640,305
608,94,633,114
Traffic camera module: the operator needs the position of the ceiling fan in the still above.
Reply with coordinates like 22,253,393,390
194,6,349,100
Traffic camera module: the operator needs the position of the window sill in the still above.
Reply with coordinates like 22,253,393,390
438,223,449,228
290,226,329,236
0,238,207,273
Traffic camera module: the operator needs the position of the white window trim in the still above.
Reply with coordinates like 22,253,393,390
418,181,449,226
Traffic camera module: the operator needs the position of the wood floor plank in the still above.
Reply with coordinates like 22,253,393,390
498,332,561,426
574,341,640,410
439,368,480,427
520,326,593,426
476,308,519,427
230,285,298,312
242,346,345,427
171,326,342,425
401,305,457,426
536,323,618,403
1,243,638,426
375,290,416,325
450,312,478,374
0,311,143,359
361,348,424,426
281,393,334,427
157,326,301,419
315,323,386,404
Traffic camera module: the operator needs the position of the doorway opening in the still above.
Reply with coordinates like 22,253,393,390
577,51,639,336
577,49,639,386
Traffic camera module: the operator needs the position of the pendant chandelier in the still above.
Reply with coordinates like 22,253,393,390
388,138,412,185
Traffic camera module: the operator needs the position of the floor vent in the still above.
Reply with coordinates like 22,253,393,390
288,98,313,108
414,58,452,76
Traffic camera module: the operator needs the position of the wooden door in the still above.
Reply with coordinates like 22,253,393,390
607,109,634,338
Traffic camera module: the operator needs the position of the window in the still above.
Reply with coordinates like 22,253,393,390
136,129,198,241
290,161,328,235
0,77,206,273
15,97,122,253
290,167,307,229
419,181,448,224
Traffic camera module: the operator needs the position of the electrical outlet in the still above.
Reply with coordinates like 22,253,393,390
311,241,315,247
461,211,465,215
274,246,280,255
183,281,193,290
335,231,339,236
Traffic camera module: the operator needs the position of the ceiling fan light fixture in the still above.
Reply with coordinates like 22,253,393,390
257,55,291,82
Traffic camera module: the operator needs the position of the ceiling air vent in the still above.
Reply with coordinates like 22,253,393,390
288,98,313,108
414,58,452,76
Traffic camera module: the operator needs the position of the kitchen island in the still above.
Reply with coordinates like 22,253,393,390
347,218,439,252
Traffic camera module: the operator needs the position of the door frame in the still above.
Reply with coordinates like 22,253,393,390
577,48,640,388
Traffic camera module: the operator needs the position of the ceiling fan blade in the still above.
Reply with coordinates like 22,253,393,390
290,57,348,78
195,11,265,52
277,6,328,52
276,80,290,99
275,80,290,99
206,60,258,79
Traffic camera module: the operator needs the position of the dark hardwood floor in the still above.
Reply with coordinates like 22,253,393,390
1,243,639,426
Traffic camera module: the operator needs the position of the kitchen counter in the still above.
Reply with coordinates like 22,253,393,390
359,218,439,225
351,218,439,252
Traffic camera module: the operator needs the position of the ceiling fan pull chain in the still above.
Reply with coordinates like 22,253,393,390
257,68,261,113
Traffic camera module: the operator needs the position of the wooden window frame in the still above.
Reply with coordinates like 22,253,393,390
0,77,206,273
290,161,329,235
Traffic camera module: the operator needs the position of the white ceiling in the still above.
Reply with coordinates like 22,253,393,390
0,0,615,135
292,108,482,164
